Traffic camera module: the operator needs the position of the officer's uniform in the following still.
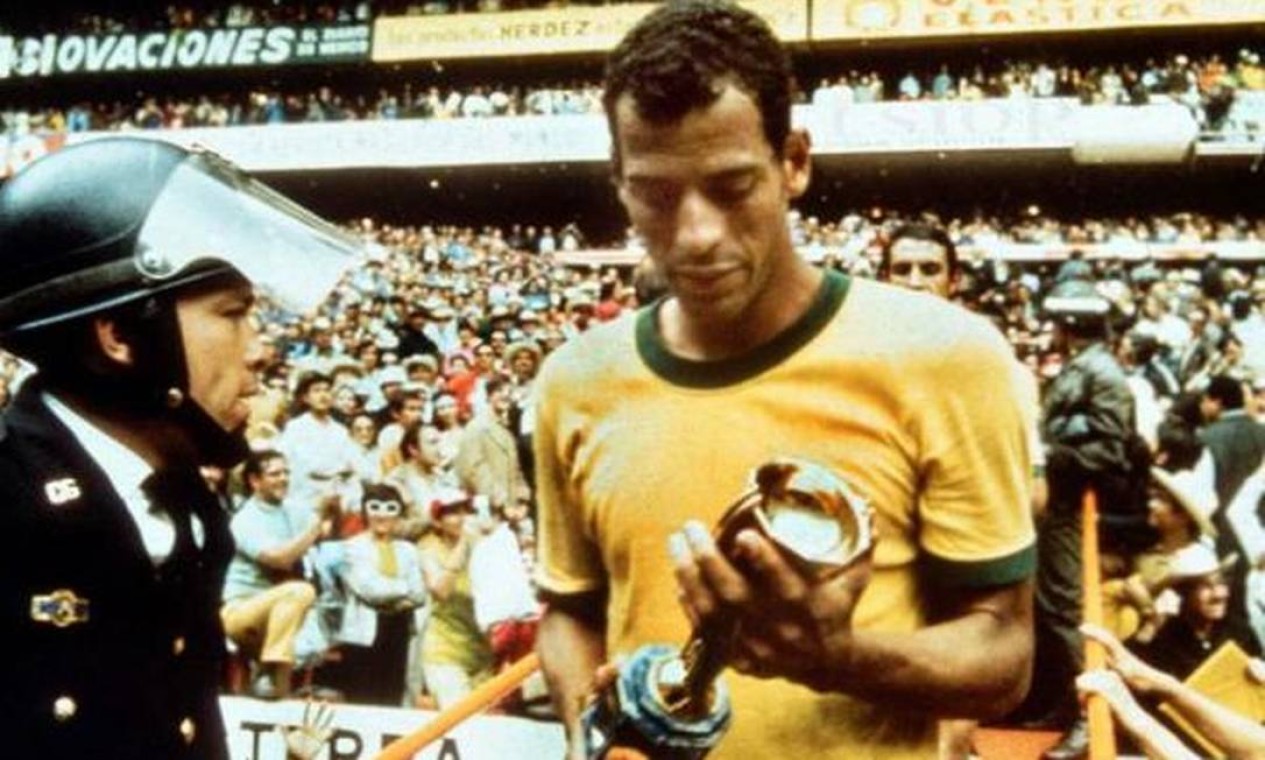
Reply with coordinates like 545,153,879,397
0,378,233,758
0,136,361,759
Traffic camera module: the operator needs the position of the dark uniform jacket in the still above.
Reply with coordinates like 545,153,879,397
1042,341,1136,514
0,379,233,759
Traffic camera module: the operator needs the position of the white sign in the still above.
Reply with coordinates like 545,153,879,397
220,695,565,760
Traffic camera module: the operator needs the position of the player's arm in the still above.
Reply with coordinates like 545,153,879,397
538,590,608,759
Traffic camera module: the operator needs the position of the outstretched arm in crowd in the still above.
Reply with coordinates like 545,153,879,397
1082,623,1265,760
1076,669,1201,760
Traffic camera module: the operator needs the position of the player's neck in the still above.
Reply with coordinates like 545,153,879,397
661,260,822,362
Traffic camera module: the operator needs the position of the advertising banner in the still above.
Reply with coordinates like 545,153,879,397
0,23,371,79
372,0,807,62
811,0,1264,41
220,696,564,759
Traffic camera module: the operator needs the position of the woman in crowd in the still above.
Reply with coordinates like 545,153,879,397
417,488,495,710
328,483,428,706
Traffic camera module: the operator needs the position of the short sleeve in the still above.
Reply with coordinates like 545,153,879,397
532,352,606,596
914,322,1036,587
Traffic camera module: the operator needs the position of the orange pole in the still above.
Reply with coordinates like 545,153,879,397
1081,489,1117,760
374,652,541,760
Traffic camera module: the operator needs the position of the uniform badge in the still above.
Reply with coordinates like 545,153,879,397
31,589,90,627
44,477,82,506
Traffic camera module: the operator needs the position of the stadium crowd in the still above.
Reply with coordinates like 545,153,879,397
3,49,1261,138
0,208,1262,721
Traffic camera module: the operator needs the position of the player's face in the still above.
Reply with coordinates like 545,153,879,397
177,279,263,432
887,238,953,298
614,86,809,328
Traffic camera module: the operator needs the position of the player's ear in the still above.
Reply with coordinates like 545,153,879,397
782,129,811,200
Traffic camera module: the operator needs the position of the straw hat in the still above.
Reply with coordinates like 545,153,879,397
1151,467,1217,539
1162,542,1237,588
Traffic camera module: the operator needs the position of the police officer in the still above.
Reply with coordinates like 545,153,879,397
1028,277,1140,760
0,137,361,758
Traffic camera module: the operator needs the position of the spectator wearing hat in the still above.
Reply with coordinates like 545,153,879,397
368,364,408,423
455,375,530,515
422,299,461,357
1131,543,1258,682
505,341,543,492
396,306,440,362
516,309,546,345
418,488,496,710
1102,468,1218,643
293,316,350,377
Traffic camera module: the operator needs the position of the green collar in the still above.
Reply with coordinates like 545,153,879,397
636,269,851,388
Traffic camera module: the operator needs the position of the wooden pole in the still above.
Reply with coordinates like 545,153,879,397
374,652,541,760
1081,489,1117,760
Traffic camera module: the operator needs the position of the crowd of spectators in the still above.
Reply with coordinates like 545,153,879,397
0,209,1263,720
4,0,641,36
4,49,1261,139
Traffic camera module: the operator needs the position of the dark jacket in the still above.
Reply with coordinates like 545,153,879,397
0,380,233,759
1202,410,1265,516
1042,342,1136,514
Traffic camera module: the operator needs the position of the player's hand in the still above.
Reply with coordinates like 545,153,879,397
565,661,621,760
284,698,335,760
1080,623,1171,696
1076,668,1140,714
670,520,873,692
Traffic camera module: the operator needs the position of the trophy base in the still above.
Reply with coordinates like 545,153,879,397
582,644,732,760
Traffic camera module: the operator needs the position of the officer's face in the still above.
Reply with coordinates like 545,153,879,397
176,280,263,432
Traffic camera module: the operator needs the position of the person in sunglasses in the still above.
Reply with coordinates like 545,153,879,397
328,483,428,706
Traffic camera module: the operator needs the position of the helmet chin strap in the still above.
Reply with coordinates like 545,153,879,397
46,293,250,469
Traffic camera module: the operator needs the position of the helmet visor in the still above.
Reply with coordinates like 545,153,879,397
136,149,361,314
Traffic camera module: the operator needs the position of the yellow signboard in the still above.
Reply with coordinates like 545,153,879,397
372,1,808,62
812,0,1265,41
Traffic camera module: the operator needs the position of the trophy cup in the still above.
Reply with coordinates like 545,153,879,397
581,458,873,760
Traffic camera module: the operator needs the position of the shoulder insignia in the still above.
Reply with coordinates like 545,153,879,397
31,589,90,627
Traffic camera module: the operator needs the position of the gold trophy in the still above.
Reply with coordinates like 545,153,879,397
582,458,873,759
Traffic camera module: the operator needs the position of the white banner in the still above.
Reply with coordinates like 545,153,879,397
220,696,564,760
800,97,1081,153
60,99,1215,171
69,114,614,172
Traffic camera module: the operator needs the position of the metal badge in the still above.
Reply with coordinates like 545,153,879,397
31,589,90,628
